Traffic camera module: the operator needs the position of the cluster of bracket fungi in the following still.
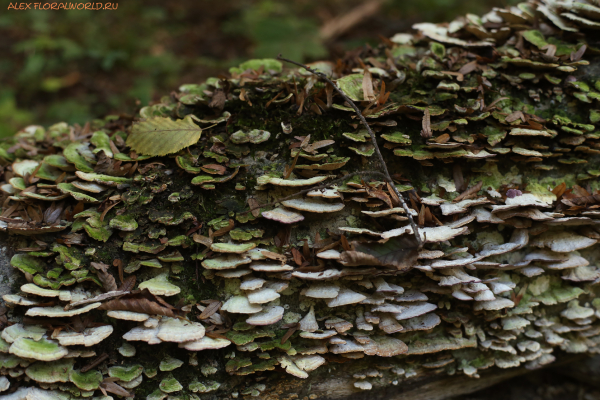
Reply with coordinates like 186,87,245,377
0,0,600,398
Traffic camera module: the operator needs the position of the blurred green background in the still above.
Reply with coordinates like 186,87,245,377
0,0,517,138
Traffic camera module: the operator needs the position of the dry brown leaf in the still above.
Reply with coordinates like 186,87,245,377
386,182,400,207
339,236,419,271
435,133,450,143
369,189,393,209
563,193,600,206
458,60,478,75
213,219,234,237
247,198,261,218
420,109,432,139
571,44,586,62
198,301,222,320
573,185,591,197
97,291,180,318
453,181,483,203
205,331,229,339
527,119,543,130
240,88,254,106
302,239,310,259
100,381,132,398
505,111,525,123
291,248,304,266
552,182,567,198
91,262,117,292
316,240,341,255
201,164,227,175
326,82,334,108
341,234,351,251
304,140,335,154
362,69,376,102
209,88,226,111
192,233,213,247
117,275,136,292
453,164,465,193
261,250,287,263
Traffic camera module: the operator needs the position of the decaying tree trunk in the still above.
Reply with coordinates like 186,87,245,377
0,0,599,399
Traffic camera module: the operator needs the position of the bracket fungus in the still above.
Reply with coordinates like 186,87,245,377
1,0,600,398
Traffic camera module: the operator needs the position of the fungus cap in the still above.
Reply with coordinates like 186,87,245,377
138,273,181,296
107,310,150,322
20,284,60,298
531,230,597,252
240,277,266,291
256,175,329,187
301,283,340,299
25,358,75,383
363,336,408,357
9,337,69,361
394,302,438,320
299,306,319,332
122,326,161,344
210,242,256,254
156,317,206,343
326,288,367,307
159,355,184,372
2,324,47,343
246,306,284,326
402,313,442,332
281,198,344,213
247,287,280,304
250,262,293,272
221,296,263,314
25,303,101,318
261,207,305,224
202,255,252,270
299,330,337,339
52,325,113,347
216,269,252,278
179,336,232,351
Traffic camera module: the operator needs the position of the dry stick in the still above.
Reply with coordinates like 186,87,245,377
81,353,109,373
276,54,422,247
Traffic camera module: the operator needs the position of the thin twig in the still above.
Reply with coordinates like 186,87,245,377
81,353,109,373
276,54,422,247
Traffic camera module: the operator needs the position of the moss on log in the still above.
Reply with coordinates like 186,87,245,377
0,0,600,399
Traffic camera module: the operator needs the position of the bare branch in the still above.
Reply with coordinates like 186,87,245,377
276,54,422,247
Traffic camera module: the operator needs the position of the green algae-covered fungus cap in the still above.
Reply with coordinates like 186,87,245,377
159,376,183,393
69,369,103,391
159,355,184,372
25,358,75,383
138,273,181,296
108,364,144,382
10,254,46,275
10,337,69,361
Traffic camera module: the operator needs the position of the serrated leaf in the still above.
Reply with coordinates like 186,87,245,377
126,115,202,156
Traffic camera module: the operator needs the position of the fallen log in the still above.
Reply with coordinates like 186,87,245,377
0,0,599,398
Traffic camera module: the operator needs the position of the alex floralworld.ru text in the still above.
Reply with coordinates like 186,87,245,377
7,2,118,10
